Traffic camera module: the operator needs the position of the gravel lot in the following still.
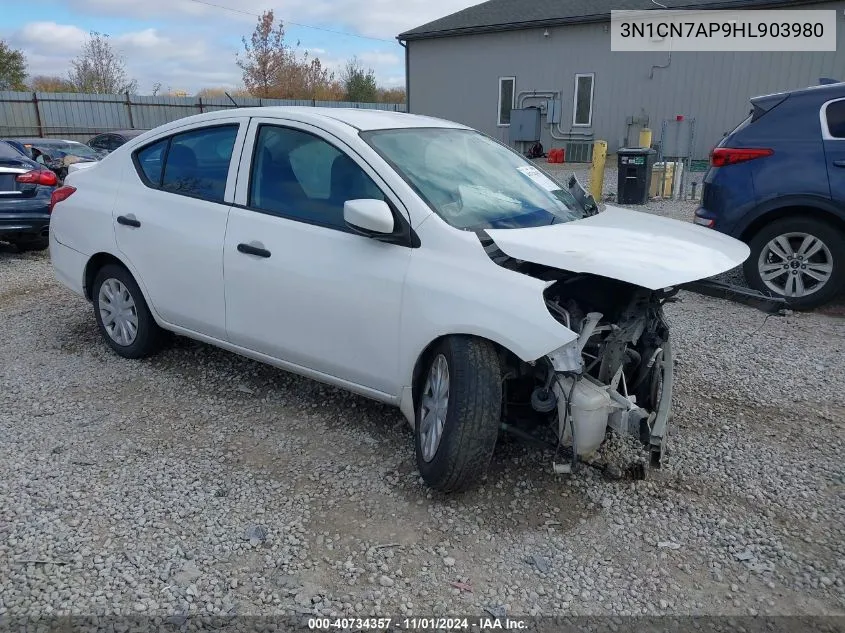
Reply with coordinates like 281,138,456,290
1,165,844,622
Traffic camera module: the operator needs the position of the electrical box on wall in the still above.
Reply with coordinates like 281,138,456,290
509,108,542,142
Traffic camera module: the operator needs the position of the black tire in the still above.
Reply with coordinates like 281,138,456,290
14,237,49,252
415,336,502,493
92,264,164,359
744,216,845,310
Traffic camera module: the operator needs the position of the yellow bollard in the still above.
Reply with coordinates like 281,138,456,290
639,128,653,149
589,140,608,201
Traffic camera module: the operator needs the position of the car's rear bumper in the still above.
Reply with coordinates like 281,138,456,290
693,206,717,229
0,212,50,239
694,206,745,238
49,232,87,298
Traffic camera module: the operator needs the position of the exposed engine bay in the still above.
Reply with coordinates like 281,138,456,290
543,274,674,470
480,233,676,474
474,174,783,476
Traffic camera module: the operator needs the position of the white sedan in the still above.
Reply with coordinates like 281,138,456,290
49,108,749,492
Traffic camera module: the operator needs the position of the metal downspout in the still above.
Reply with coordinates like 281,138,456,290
398,39,410,112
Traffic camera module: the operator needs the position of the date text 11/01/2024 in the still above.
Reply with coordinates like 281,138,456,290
308,617,528,630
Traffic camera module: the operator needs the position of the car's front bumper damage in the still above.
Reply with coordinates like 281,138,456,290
538,283,676,474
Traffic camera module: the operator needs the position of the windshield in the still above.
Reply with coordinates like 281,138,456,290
54,142,99,159
362,128,586,230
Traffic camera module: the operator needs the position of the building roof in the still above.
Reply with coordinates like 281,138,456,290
398,0,832,40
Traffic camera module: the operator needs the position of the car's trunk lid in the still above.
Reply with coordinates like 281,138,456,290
486,205,750,290
0,164,37,200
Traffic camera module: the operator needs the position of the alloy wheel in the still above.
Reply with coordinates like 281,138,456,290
758,232,833,298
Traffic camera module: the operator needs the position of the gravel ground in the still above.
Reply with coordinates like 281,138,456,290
1,173,844,621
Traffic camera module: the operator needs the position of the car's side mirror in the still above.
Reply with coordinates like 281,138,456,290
344,199,394,235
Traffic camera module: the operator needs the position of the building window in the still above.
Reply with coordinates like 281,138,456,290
498,77,515,126
572,73,595,127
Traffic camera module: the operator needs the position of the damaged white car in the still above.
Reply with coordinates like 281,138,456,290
49,108,760,492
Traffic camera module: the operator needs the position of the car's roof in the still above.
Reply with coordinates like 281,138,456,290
754,81,845,103
156,107,468,132
96,129,147,138
9,138,87,145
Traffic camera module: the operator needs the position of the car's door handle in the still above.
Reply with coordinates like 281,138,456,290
833,160,845,168
237,243,271,258
116,215,141,227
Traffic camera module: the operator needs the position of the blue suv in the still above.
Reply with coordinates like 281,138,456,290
695,82,845,309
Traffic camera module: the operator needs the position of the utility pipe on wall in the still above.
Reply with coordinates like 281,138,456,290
517,89,595,143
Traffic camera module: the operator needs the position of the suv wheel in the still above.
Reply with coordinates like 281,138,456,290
744,217,844,309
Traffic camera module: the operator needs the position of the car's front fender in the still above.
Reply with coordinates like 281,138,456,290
396,222,578,422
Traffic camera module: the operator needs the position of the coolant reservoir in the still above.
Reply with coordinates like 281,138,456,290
553,376,613,457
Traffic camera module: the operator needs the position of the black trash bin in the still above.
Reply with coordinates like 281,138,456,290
617,148,657,205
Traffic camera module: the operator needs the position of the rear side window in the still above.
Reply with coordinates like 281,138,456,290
825,101,845,138
136,139,167,185
89,135,106,150
0,141,24,161
133,124,238,203
161,126,237,202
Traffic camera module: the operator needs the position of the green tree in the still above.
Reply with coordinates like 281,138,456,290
68,32,138,94
341,56,377,102
0,39,27,91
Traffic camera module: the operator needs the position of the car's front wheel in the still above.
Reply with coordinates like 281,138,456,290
744,217,844,309
415,336,502,493
92,264,164,359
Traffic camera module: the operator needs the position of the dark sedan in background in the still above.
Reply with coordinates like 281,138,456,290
0,141,59,252
4,138,100,181
87,129,146,155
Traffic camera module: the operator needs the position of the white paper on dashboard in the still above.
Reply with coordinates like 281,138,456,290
516,165,561,191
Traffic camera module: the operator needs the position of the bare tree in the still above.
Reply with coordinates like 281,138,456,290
377,86,406,104
237,10,287,98
237,10,336,100
30,75,76,93
68,32,138,95
195,87,252,98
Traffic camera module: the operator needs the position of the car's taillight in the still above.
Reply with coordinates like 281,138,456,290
16,169,58,186
49,186,76,214
710,147,773,167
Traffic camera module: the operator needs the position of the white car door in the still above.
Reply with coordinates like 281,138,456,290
224,118,414,396
115,120,247,340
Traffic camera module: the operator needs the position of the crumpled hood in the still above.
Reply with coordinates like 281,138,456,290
486,205,750,290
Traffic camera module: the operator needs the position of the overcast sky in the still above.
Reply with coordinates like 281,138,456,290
1,0,481,94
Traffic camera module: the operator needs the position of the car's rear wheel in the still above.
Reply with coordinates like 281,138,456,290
415,336,502,493
13,237,49,252
92,264,164,359
744,217,844,310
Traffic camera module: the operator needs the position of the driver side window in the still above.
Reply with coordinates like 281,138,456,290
248,125,384,231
